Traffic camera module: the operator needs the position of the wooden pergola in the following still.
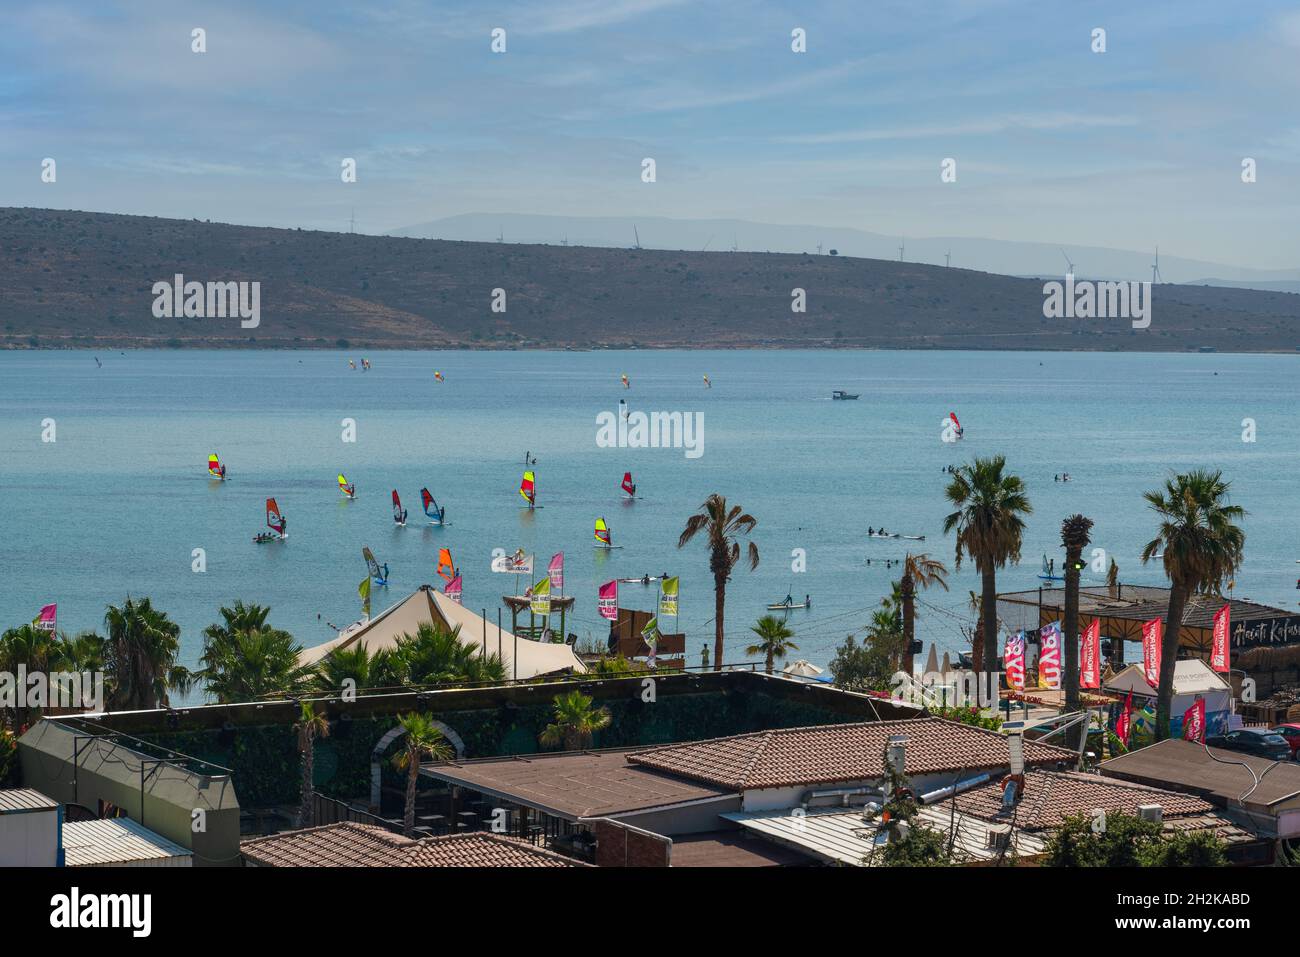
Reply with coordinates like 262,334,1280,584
996,582,1300,660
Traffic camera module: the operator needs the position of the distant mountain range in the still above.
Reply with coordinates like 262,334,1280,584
4,206,1299,352
392,213,1299,293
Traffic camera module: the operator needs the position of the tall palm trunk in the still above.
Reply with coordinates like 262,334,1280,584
404,750,419,835
901,573,916,675
764,650,774,674
1062,548,1082,745
1156,584,1187,741
978,567,997,674
297,729,315,827
713,573,726,671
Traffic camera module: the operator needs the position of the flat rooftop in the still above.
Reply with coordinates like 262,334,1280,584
1101,739,1300,813
422,749,734,821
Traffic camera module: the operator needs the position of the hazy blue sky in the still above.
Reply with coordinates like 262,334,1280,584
2,0,1297,268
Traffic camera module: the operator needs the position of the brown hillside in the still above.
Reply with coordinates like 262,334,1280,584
2,207,1298,351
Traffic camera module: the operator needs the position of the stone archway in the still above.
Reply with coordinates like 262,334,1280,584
370,720,466,809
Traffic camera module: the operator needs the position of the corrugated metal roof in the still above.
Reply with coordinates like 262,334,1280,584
62,818,192,867
721,806,1048,866
0,788,59,813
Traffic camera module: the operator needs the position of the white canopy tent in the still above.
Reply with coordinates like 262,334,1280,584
298,585,586,679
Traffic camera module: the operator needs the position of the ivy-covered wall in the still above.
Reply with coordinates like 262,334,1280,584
136,688,865,809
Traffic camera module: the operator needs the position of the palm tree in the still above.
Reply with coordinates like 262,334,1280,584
102,597,191,710
865,606,906,671
539,690,612,751
1141,470,1245,740
1061,515,1094,725
678,494,759,671
198,603,308,703
0,624,56,728
899,554,949,675
390,623,507,687
390,712,453,836
943,456,1032,672
49,631,108,713
311,645,399,695
746,616,799,674
294,701,330,827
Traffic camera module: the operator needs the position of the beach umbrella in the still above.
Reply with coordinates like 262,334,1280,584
941,651,953,675
924,644,939,675
783,659,824,678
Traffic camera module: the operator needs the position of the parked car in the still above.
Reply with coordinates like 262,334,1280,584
1270,723,1300,760
1206,728,1293,761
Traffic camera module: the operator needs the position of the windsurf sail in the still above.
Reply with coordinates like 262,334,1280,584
520,470,536,506
338,473,353,495
621,373,630,389
703,374,711,388
266,498,285,534
621,472,635,496
949,412,961,430
392,490,404,522
208,453,223,477
437,548,456,582
434,370,444,382
419,487,442,520
362,547,384,581
595,517,612,546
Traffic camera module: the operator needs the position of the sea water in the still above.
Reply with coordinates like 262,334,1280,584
1,349,1296,702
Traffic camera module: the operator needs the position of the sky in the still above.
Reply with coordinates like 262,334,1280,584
1,0,1297,269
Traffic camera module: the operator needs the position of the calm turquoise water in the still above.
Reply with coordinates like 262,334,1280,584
1,349,1296,701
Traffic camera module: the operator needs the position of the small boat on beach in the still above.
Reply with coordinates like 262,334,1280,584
832,390,859,400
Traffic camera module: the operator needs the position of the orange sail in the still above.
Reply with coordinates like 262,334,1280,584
266,498,285,534
437,548,456,582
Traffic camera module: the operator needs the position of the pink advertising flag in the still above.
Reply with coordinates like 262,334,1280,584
444,575,463,605
1003,632,1026,691
548,552,564,593
1210,604,1230,673
1182,697,1206,743
1141,617,1163,689
1080,619,1101,690
35,603,57,632
598,580,618,621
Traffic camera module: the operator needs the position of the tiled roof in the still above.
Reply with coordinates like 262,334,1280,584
627,718,1074,790
240,822,583,867
944,770,1217,831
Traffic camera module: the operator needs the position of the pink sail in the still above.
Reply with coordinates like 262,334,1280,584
598,580,618,620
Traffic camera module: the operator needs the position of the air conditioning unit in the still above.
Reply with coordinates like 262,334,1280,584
986,824,1012,851
1138,804,1163,825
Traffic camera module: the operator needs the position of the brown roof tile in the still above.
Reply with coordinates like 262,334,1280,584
240,822,584,867
942,770,1218,831
626,718,1074,790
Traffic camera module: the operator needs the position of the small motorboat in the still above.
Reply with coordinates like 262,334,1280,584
832,390,860,400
